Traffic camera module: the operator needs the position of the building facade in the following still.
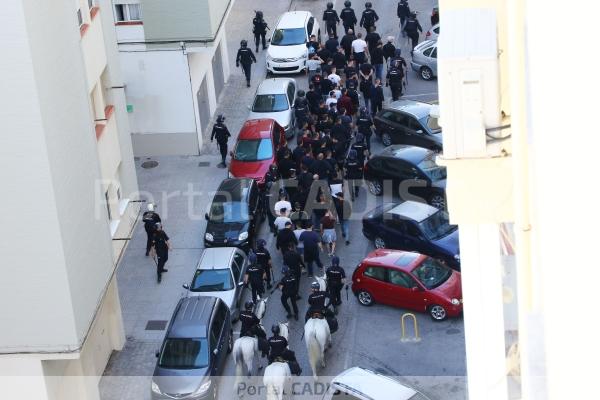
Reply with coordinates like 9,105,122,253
0,1,139,399
112,0,234,156
438,0,599,399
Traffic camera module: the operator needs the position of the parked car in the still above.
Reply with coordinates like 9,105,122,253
362,201,460,270
322,367,433,400
266,11,320,75
352,249,462,320
410,40,437,80
364,145,447,209
184,247,248,321
374,100,442,149
204,178,261,252
228,119,285,184
151,296,232,400
425,23,440,41
246,78,297,138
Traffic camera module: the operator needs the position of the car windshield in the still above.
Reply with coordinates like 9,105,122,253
420,115,441,133
158,338,209,369
412,258,452,289
234,139,273,161
418,156,446,181
418,210,456,240
190,269,234,292
252,94,289,112
209,199,248,223
271,28,306,46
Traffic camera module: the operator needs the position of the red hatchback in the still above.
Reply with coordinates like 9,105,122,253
352,249,463,320
229,119,285,185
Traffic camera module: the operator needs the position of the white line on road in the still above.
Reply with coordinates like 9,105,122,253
401,92,439,98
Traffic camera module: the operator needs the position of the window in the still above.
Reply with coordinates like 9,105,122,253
114,3,142,22
117,186,121,200
287,83,295,105
408,117,424,133
77,9,84,27
306,18,314,38
210,313,223,348
87,0,95,10
412,258,452,289
105,190,112,220
423,47,434,57
233,139,273,161
363,266,386,282
271,28,307,46
159,338,209,369
233,253,245,280
433,26,440,34
252,94,289,112
388,269,416,288
190,269,234,292
431,47,437,59
231,259,241,282
208,199,249,223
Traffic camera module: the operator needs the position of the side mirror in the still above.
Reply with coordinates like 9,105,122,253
182,283,190,290
155,350,160,358
205,213,209,221
411,286,420,292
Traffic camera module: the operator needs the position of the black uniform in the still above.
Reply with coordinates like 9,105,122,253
151,230,169,281
267,335,301,374
255,247,273,288
276,228,297,255
340,32,356,59
239,310,264,338
142,211,161,256
387,66,405,100
246,264,266,303
360,8,379,33
397,0,411,35
210,122,231,164
340,7,357,34
283,249,304,284
323,9,340,38
403,16,423,52
382,42,396,67
305,290,330,322
252,17,268,51
293,96,309,130
356,114,374,150
326,265,346,306
279,273,299,317
263,173,279,231
236,47,257,85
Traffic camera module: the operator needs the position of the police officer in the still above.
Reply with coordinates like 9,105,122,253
150,223,171,283
264,165,280,233
268,325,302,375
236,40,257,87
255,239,273,289
326,256,346,311
340,1,357,35
305,281,331,322
359,2,379,34
356,106,374,151
245,253,266,303
323,2,340,39
240,301,268,357
278,266,299,320
386,63,405,100
403,12,423,53
344,149,362,199
293,90,309,136
397,0,411,36
142,203,161,256
252,11,269,52
210,114,231,167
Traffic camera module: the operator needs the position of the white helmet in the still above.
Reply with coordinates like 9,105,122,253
147,203,155,212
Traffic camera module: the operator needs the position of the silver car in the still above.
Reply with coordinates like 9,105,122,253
425,23,439,41
411,40,437,81
184,247,248,321
247,78,297,139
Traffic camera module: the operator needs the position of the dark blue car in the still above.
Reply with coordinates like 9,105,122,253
362,201,461,270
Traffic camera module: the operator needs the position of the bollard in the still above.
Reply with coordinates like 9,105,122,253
401,313,421,342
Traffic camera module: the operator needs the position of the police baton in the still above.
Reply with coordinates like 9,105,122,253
345,284,349,301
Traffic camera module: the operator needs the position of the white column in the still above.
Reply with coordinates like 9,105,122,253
460,223,508,400
0,358,50,400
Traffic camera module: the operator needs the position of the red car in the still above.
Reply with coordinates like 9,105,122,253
228,119,285,185
352,249,463,320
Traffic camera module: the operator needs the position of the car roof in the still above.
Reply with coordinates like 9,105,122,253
197,248,238,270
386,201,439,223
415,39,437,52
215,178,254,202
377,145,431,165
276,11,310,29
239,119,276,140
385,99,434,119
362,249,426,271
332,367,418,400
256,78,295,95
168,296,216,338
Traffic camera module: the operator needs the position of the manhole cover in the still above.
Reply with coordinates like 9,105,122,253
141,160,159,169
145,320,168,330
198,162,210,167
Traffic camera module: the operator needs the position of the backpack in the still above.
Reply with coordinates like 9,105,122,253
363,10,375,26
388,67,403,84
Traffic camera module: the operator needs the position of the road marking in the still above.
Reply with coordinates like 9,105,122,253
402,92,439,98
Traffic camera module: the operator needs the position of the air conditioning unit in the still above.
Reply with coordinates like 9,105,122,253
438,8,502,159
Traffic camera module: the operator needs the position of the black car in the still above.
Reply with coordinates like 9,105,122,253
374,100,442,150
151,296,233,400
204,178,261,252
362,201,460,270
364,145,447,209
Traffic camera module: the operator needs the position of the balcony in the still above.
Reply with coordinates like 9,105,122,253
96,106,122,182
80,8,107,92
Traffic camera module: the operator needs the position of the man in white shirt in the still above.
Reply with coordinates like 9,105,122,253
351,32,368,65
325,92,338,108
274,211,292,232
274,192,292,217
328,68,341,86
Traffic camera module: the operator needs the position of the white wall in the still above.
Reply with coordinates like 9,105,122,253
115,25,145,42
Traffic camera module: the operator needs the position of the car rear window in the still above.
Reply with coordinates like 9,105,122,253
159,338,209,369
234,139,273,161
252,94,289,112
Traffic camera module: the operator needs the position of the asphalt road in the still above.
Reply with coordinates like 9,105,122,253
215,1,467,399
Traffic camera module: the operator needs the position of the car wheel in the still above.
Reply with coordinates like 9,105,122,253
429,194,446,210
357,290,374,306
374,236,386,249
420,66,434,81
368,180,383,196
227,330,234,353
429,305,447,321
381,132,392,147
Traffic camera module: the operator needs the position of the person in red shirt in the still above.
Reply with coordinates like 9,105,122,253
338,88,354,116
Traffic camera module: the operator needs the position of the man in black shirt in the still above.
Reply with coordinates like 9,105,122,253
323,2,340,39
276,222,297,256
359,2,379,34
326,256,346,309
236,40,257,87
370,78,384,116
239,301,268,357
210,114,231,167
333,47,347,73
150,223,171,283
309,153,333,181
142,203,161,256
365,26,381,56
255,239,273,289
244,253,266,303
397,0,411,37
340,29,356,60
299,223,323,277
252,11,269,52
305,281,331,322
371,40,385,81
340,1,357,34
325,34,339,54
382,37,396,70
278,266,299,320
403,12,423,53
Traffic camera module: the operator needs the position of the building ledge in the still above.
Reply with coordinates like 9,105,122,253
95,105,115,140
109,220,120,238
90,6,100,20
80,23,90,38
115,21,143,26
118,198,130,217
